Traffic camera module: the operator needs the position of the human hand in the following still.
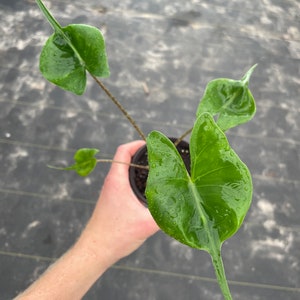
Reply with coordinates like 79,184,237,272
15,141,159,300
78,140,160,266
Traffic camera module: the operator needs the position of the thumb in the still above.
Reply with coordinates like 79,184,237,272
109,140,146,176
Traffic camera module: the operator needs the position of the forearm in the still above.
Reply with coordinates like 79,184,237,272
15,232,115,300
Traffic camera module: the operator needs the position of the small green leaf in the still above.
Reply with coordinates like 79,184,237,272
59,148,99,176
37,0,110,95
196,65,257,131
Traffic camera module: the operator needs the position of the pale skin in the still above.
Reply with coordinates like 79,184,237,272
16,140,159,300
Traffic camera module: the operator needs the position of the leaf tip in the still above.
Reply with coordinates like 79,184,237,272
242,64,258,84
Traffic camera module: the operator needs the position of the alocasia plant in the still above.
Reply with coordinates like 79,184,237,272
35,1,257,299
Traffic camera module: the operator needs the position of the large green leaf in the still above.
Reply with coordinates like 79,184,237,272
145,113,253,299
37,0,110,95
146,113,252,250
196,65,256,131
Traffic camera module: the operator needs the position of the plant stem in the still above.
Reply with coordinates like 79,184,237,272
91,74,147,141
211,249,233,300
174,127,193,146
36,0,85,67
36,0,61,31
97,159,149,170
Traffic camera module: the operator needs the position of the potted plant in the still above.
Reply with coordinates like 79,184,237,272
35,1,257,299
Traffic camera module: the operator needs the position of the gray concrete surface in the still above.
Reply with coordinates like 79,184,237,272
0,0,300,299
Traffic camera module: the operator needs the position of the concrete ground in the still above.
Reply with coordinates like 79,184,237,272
0,0,300,299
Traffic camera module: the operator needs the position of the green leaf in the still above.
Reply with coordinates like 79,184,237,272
196,65,257,131
146,114,252,249
53,148,100,176
39,32,87,95
37,0,110,95
145,113,253,299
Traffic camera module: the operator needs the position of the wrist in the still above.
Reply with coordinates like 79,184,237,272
76,223,120,270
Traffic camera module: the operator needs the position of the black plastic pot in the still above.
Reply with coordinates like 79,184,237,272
129,138,190,206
